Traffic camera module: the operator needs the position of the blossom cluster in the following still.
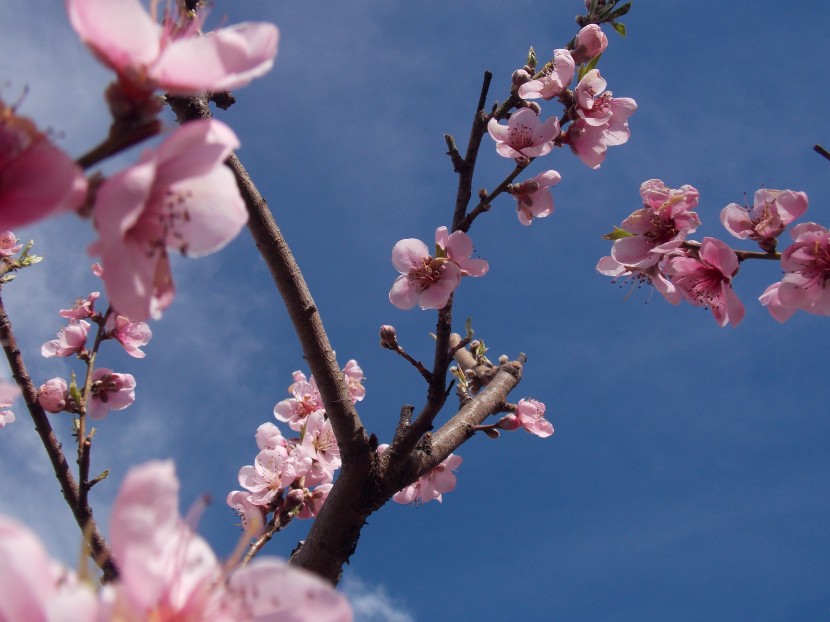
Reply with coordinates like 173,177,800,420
597,179,822,325
228,361,365,533
36,263,149,419
0,460,352,621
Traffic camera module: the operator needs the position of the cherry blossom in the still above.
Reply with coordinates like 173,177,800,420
275,370,325,431
487,107,560,159
720,188,808,252
105,460,352,621
390,227,487,310
342,359,366,403
518,49,575,100
107,314,153,358
0,516,99,620
498,398,554,438
571,24,608,64
0,231,22,257
0,101,87,230
41,319,90,358
609,179,701,269
89,118,247,321
0,380,19,428
238,448,296,507
226,490,267,538
66,0,279,98
566,69,636,169
296,483,333,519
37,377,69,414
88,368,136,420
665,237,745,327
596,254,680,304
763,222,830,320
300,411,341,474
59,291,100,320
388,450,463,505
508,170,561,226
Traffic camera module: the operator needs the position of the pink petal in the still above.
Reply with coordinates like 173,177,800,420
389,275,420,309
391,238,429,273
152,23,278,94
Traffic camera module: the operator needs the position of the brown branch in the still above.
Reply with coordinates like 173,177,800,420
0,292,118,581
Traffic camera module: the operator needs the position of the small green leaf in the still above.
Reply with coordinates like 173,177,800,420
608,2,632,20
601,226,633,241
465,317,474,340
611,21,626,37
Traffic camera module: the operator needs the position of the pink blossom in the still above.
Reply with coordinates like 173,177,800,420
41,319,90,358
296,483,333,519
88,368,136,419
487,107,560,159
226,490,266,538
107,460,351,621
518,49,575,100
509,170,561,226
256,421,288,450
435,226,489,277
666,238,745,327
566,70,636,168
274,370,324,431
0,516,99,620
301,411,341,473
759,282,798,323
389,227,487,310
392,452,463,505
66,0,278,97
89,119,247,321
0,380,19,428
59,291,100,320
342,359,366,403
238,448,295,507
0,231,22,257
37,377,69,414
107,314,153,358
0,101,87,230
506,398,554,438
596,254,681,304
766,222,830,318
721,188,808,252
610,179,701,269
389,238,462,310
571,24,608,64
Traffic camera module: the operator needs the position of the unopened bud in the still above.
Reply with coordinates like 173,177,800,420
524,101,542,115
285,488,306,508
379,325,398,350
496,414,521,431
483,427,500,439
498,355,509,365
511,68,532,93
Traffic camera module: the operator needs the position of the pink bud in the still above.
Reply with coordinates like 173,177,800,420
379,325,399,350
572,24,608,64
37,378,68,413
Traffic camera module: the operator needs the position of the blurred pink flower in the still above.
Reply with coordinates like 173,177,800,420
0,101,87,230
0,517,98,620
666,238,744,327
105,460,351,621
66,0,278,97
0,380,19,428
59,291,100,320
89,119,247,321
487,107,560,159
0,231,22,257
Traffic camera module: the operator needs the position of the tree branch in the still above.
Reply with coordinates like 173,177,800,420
0,292,118,582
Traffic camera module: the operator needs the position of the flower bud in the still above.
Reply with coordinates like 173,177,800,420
572,24,608,64
483,427,500,439
496,414,521,431
524,101,542,115
285,488,306,508
511,68,532,94
379,325,398,350
37,377,68,413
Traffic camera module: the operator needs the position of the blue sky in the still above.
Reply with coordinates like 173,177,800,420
1,1,829,620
